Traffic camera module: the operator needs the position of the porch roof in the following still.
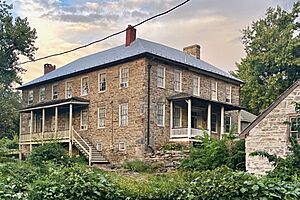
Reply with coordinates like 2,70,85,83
20,97,89,113
167,93,242,111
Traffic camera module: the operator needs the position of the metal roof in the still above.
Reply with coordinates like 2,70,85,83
19,38,243,89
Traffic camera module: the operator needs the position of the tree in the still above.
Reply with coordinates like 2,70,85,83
234,2,300,115
0,1,37,138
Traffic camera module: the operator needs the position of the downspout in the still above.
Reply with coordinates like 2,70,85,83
147,58,155,153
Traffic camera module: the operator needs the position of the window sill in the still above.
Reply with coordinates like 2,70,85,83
80,94,88,97
157,124,165,128
157,86,165,89
79,129,88,131
98,90,106,94
97,127,105,129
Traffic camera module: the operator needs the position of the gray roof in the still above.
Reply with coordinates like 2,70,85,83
19,38,243,89
240,110,257,123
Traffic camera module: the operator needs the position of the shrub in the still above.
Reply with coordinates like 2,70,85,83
180,133,245,171
27,143,69,165
122,159,162,173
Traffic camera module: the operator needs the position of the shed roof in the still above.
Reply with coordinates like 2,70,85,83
19,38,243,89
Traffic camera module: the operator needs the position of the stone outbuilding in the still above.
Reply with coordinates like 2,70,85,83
241,80,300,175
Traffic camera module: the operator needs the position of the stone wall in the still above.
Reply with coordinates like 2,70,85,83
246,85,300,175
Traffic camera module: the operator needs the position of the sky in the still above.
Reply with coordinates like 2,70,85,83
9,0,298,84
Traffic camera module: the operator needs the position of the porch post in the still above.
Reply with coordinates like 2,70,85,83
207,103,211,135
30,111,33,152
187,99,192,138
237,110,241,134
55,106,58,137
170,101,173,138
69,104,73,156
220,106,225,138
19,113,22,159
42,108,45,144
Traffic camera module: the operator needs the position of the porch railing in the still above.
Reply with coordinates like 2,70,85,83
171,128,206,139
19,130,69,143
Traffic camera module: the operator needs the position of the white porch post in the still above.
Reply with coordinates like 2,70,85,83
220,106,225,138
55,106,58,137
238,110,241,134
69,104,73,156
170,101,173,138
187,99,192,139
207,103,211,135
19,114,22,159
42,108,45,144
30,111,33,152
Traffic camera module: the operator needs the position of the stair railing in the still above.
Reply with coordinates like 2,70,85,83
72,126,92,166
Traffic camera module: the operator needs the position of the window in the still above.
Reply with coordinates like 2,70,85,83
211,81,217,100
80,110,88,130
192,76,200,96
119,103,128,126
98,73,106,92
157,66,165,88
39,87,45,102
28,90,33,105
211,113,217,132
119,142,126,151
225,115,232,133
81,77,89,96
290,117,300,139
65,81,73,98
98,107,106,128
174,70,182,92
96,143,102,151
157,103,165,127
52,84,59,100
120,67,129,88
173,106,182,128
226,85,232,103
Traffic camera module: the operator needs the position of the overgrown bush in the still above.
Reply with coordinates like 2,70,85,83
180,133,245,171
122,159,162,173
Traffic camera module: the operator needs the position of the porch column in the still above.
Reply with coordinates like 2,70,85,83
170,101,173,138
187,99,192,138
30,110,33,152
69,104,73,156
237,110,241,134
19,113,22,160
42,108,45,144
220,106,225,138
55,106,58,137
207,103,211,135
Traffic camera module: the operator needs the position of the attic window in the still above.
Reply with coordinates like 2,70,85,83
290,117,300,139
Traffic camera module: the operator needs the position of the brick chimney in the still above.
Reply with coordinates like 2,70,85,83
183,44,201,59
125,25,136,47
44,63,56,74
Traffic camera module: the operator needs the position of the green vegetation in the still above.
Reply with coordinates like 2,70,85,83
234,2,300,115
180,133,245,171
161,143,184,151
122,159,162,173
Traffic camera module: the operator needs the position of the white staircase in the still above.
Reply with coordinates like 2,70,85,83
72,127,108,165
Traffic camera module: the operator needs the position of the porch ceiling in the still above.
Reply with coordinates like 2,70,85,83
20,97,89,113
167,93,242,111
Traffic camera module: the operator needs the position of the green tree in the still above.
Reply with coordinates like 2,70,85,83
0,1,37,138
234,2,300,115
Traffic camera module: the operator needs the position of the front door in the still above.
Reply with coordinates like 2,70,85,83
191,107,205,129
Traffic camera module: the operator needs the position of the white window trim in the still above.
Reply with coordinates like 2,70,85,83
119,67,129,89
174,106,182,128
119,103,128,127
157,66,165,88
98,72,106,93
65,81,73,99
226,85,232,104
39,87,45,102
80,110,88,130
119,142,126,151
81,76,89,96
174,70,182,92
211,113,218,133
157,103,165,127
96,143,102,151
28,90,34,105
97,107,106,129
193,76,200,96
225,115,232,133
290,116,300,139
211,81,218,101
52,84,59,100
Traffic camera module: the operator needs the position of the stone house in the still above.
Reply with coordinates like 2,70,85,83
18,26,243,165
241,80,300,175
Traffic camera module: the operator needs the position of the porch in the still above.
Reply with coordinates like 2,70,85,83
168,93,242,141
